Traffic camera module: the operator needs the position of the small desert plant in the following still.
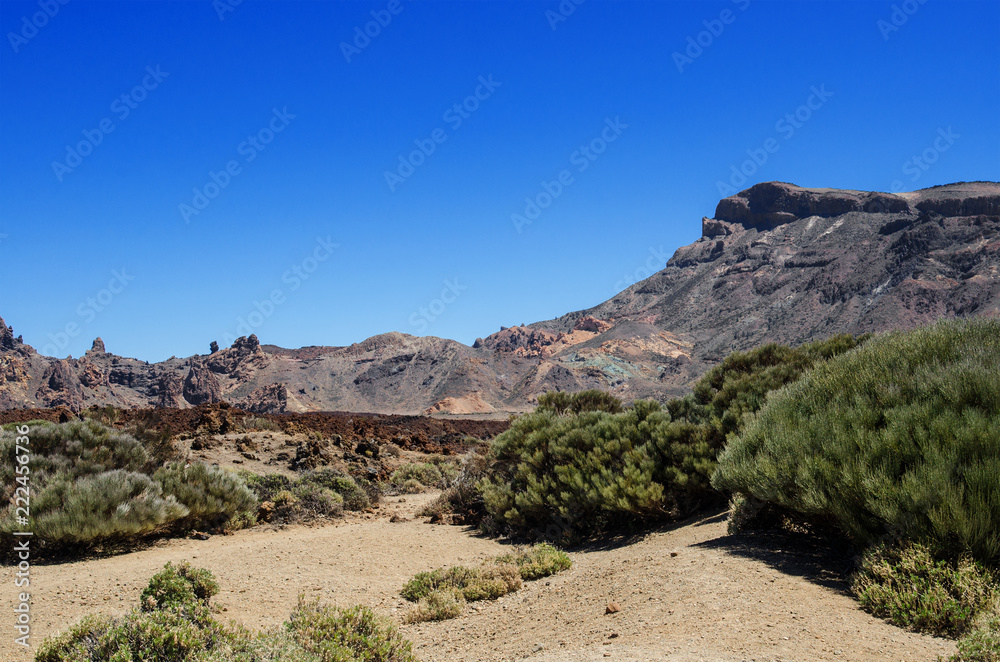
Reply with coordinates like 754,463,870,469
0,420,148,500
3,470,188,547
403,588,466,624
852,543,996,637
36,564,417,662
400,544,570,622
291,482,344,519
419,449,490,521
950,606,1000,662
34,609,224,662
390,463,444,490
239,470,369,524
240,416,280,432
287,598,417,661
401,563,521,603
495,543,572,581
299,469,371,511
154,462,258,529
140,562,220,612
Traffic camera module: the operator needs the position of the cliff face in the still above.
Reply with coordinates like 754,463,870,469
3,181,998,415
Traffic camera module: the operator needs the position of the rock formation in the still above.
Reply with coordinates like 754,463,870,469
2,181,997,414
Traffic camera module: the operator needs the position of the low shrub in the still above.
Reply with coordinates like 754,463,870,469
712,318,1000,563
852,543,996,637
240,471,293,500
401,563,522,603
403,589,466,624
240,469,370,524
951,607,1000,662
477,335,863,542
35,609,224,662
154,463,258,529
0,420,148,497
140,562,220,613
495,543,572,581
240,416,280,432
2,470,188,547
400,544,570,622
287,598,416,661
36,564,417,662
0,421,260,556
391,463,443,489
292,482,344,519
301,469,371,511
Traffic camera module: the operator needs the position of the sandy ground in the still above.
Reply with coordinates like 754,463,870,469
3,494,955,661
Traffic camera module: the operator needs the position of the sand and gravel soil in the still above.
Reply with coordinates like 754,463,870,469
3,493,955,662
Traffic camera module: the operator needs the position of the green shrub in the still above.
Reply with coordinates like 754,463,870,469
495,543,572,581
34,609,225,662
401,563,521,603
712,318,1000,563
140,562,220,613
287,598,417,662
154,462,258,529
480,405,665,541
399,544,570,623
401,565,476,602
240,416,280,432
852,543,996,637
36,564,417,662
0,421,269,555
462,563,522,601
239,470,369,524
292,482,344,519
391,462,443,490
951,608,1000,662
400,478,426,494
2,469,188,546
240,471,293,500
537,389,623,415
403,588,466,624
477,335,861,542
300,469,371,511
0,420,148,502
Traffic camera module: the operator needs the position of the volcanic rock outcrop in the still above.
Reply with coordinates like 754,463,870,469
2,181,997,414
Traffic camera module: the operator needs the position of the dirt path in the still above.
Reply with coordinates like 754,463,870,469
3,495,954,661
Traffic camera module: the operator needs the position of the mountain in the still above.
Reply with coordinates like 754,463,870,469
3,181,998,415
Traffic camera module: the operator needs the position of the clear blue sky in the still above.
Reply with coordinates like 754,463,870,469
1,0,998,362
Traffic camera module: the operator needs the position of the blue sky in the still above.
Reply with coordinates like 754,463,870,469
1,0,998,362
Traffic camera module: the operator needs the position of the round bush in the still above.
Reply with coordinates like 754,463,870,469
154,462,258,528
4,469,188,545
713,318,1000,562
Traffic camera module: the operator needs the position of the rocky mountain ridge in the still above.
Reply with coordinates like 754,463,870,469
3,181,998,415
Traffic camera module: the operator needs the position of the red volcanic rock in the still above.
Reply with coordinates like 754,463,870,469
573,316,613,333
